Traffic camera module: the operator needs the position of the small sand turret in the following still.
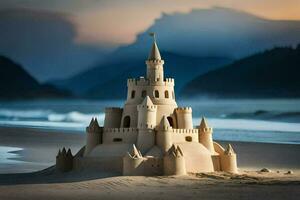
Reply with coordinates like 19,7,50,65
198,117,215,154
163,145,186,175
123,144,144,175
56,147,73,172
157,116,172,152
84,118,103,155
220,144,238,173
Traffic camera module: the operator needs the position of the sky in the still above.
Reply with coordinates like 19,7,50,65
1,0,300,47
0,0,299,81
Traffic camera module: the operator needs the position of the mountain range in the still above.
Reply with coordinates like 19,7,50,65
0,56,70,99
51,7,300,99
181,45,300,98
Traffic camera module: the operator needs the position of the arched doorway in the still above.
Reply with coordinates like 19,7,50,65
123,116,130,128
167,116,174,127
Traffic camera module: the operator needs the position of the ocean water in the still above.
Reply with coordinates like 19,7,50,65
0,99,299,144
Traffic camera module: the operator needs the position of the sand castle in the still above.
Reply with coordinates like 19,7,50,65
56,34,238,175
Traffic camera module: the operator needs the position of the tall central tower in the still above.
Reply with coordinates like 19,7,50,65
146,34,165,83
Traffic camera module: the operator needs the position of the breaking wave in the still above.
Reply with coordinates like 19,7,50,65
0,109,104,122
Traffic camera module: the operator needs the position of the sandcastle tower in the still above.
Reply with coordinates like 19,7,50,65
156,116,172,152
175,107,193,129
198,117,215,154
220,144,238,173
136,96,157,153
63,33,239,176
84,118,103,155
56,148,73,172
163,145,186,175
123,144,144,175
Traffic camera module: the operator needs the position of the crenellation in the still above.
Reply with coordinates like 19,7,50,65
175,107,192,113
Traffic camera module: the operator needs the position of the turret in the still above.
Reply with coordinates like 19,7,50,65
198,117,215,154
163,145,186,175
56,147,73,172
123,144,145,175
137,96,157,129
220,144,238,173
84,118,103,156
104,107,123,128
156,116,172,152
175,107,193,129
146,33,164,83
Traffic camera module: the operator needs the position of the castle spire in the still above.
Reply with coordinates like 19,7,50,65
224,144,235,155
199,117,209,129
159,115,171,130
141,96,154,106
148,33,161,60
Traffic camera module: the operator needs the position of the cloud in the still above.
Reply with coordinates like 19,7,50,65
1,0,299,46
0,8,111,81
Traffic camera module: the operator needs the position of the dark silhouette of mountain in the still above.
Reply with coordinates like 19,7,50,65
0,56,70,99
181,45,300,98
0,8,108,82
53,52,232,99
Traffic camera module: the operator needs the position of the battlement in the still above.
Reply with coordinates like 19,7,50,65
197,127,213,132
127,77,149,86
175,107,192,113
86,118,103,133
137,104,157,110
171,128,199,134
105,107,123,113
146,59,164,65
156,128,199,134
104,127,138,133
127,77,174,87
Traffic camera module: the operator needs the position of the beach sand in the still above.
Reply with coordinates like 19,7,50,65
0,126,299,199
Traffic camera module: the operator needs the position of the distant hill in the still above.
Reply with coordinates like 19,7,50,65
181,45,300,98
53,52,232,99
0,56,70,99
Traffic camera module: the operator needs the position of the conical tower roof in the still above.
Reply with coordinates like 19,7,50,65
199,117,209,129
141,96,154,106
159,116,170,130
225,144,235,155
148,33,161,60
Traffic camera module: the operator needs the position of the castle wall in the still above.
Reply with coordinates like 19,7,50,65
136,129,155,153
102,128,138,144
123,156,144,176
163,155,186,175
170,129,199,144
176,143,214,173
121,105,138,128
143,157,163,176
104,107,123,128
